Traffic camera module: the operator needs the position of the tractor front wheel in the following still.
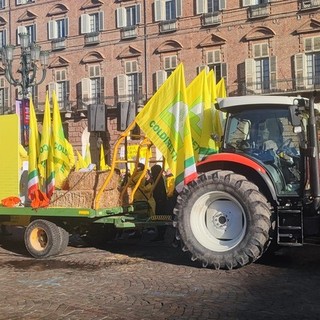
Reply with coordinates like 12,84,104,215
174,170,273,270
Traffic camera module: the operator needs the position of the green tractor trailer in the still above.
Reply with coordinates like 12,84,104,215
1,94,320,270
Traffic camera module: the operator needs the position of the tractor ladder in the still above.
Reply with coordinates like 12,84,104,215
277,206,303,246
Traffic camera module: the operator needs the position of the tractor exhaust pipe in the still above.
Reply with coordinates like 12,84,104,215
308,92,320,209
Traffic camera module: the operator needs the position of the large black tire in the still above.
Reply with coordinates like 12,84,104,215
174,170,273,270
24,219,62,258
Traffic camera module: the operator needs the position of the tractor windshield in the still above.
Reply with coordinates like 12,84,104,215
224,107,304,195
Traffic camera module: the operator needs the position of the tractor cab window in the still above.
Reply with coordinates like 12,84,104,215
224,108,303,195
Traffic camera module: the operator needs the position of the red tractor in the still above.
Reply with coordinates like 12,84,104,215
174,94,320,269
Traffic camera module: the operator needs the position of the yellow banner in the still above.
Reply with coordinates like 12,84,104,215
0,115,20,200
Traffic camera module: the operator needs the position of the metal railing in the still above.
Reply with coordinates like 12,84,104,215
248,3,269,19
228,77,320,96
159,19,177,33
84,32,100,45
51,38,66,51
201,12,222,26
300,0,320,9
121,26,138,39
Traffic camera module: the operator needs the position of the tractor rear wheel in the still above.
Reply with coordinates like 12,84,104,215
174,170,273,270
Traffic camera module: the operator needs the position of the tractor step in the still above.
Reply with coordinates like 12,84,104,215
277,207,303,246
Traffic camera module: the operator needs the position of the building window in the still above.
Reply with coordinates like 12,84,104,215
17,25,36,44
255,58,270,90
305,36,320,86
48,18,69,39
154,55,178,90
117,60,142,103
165,0,176,19
56,69,69,108
306,53,320,86
0,77,8,114
47,69,70,110
80,65,104,107
155,0,182,21
294,36,320,89
245,43,277,93
164,55,177,76
196,50,227,82
206,50,227,82
196,0,226,13
80,12,104,34
208,64,227,83
116,4,141,28
126,5,139,26
208,0,220,11
0,29,6,48
0,0,5,9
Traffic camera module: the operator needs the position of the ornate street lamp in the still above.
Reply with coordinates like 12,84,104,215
0,33,49,99
0,33,49,145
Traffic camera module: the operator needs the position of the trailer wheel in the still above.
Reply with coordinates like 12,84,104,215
57,226,69,255
24,219,62,258
174,170,273,270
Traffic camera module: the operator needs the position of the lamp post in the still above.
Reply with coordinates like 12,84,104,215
0,33,49,145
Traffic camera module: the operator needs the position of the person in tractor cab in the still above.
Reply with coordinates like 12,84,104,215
262,118,284,152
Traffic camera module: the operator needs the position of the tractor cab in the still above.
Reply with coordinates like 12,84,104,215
219,96,307,196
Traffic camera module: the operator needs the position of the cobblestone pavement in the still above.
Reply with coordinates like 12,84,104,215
0,227,320,320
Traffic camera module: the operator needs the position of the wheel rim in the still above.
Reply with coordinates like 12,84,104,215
29,227,48,252
190,191,247,252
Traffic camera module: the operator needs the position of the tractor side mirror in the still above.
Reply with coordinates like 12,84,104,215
289,105,301,128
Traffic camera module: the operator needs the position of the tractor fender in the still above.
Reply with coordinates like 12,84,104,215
196,153,278,203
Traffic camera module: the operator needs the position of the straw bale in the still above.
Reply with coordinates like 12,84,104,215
49,189,121,208
67,170,120,191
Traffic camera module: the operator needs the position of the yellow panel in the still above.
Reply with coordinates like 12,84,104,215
0,114,20,200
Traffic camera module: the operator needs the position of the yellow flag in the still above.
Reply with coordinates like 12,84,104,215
187,69,217,160
76,150,87,170
38,92,51,180
52,90,70,188
28,97,40,199
135,63,197,192
99,144,110,170
207,70,217,103
65,139,75,169
216,77,227,98
84,143,91,167
46,133,55,197
208,72,224,148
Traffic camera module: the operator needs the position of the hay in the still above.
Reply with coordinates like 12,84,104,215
49,189,121,208
49,170,122,209
67,170,120,191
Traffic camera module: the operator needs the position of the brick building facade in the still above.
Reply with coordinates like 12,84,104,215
0,0,319,161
